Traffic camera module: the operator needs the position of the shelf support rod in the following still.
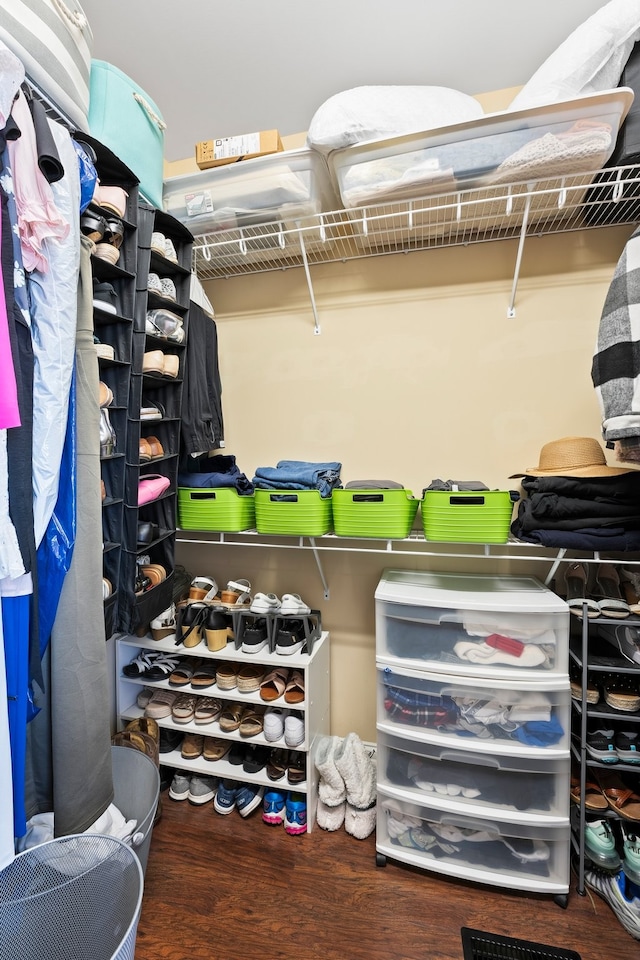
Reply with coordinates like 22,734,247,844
296,221,321,335
543,548,566,587
307,537,330,599
507,187,533,319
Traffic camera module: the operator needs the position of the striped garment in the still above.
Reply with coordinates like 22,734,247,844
592,223,640,443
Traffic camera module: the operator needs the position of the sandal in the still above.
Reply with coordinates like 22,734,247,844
570,775,608,812
239,706,265,738
287,750,306,785
593,564,630,619
143,653,183,681
563,562,600,619
284,669,305,705
216,662,238,691
237,664,267,693
620,567,640,615
189,576,218,602
267,747,288,781
597,769,640,821
122,649,159,678
172,693,198,724
168,658,199,687
259,667,289,703
203,737,231,762
191,661,217,689
219,578,252,608
178,602,208,648
194,696,222,725
219,702,244,732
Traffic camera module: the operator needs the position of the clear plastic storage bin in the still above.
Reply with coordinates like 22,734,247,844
377,790,570,893
377,663,571,756
163,147,338,236
375,569,569,679
377,730,570,823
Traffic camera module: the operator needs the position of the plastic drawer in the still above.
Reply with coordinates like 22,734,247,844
375,570,569,679
376,789,570,893
377,730,570,824
377,663,571,758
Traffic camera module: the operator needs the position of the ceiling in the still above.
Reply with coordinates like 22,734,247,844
80,0,612,162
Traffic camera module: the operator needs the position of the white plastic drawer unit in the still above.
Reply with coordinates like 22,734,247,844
377,731,570,824
376,791,570,894
375,569,569,679
377,663,571,758
162,148,339,236
329,88,633,209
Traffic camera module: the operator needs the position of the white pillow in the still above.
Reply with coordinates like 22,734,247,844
509,0,640,111
306,85,484,155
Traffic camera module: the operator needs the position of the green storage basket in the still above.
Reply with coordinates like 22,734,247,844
254,489,332,536
332,489,419,539
177,487,255,532
421,490,518,544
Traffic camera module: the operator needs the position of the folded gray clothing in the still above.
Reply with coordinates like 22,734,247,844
345,480,404,489
425,479,490,492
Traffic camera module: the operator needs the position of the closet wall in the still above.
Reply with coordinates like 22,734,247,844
166,86,637,741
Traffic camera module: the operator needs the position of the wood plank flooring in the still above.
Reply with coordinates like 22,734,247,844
134,789,638,960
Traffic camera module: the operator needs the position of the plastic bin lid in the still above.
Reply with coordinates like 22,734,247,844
374,568,568,613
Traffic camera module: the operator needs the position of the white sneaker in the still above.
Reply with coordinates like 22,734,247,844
151,231,166,256
147,272,162,294
164,238,178,263
160,277,177,300
169,772,191,801
284,711,305,748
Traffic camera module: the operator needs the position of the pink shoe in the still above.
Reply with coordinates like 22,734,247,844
94,184,128,218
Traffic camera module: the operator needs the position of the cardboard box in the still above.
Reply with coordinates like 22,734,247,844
195,129,283,169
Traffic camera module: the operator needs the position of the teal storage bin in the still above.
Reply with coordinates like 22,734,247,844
88,60,165,208
178,487,255,532
254,489,332,536
332,489,418,538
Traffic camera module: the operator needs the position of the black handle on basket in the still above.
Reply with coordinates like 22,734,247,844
269,493,299,503
449,495,484,505
352,494,383,503
190,491,217,500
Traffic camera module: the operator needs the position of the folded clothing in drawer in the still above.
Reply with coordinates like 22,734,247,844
330,88,633,210
377,793,569,891
378,665,570,753
375,570,569,678
378,731,569,820
163,148,339,236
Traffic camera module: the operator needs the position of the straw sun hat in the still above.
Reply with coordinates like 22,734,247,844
509,436,634,478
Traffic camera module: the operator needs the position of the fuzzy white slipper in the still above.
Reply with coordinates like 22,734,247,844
344,801,376,840
315,736,346,805
316,797,346,831
335,732,376,810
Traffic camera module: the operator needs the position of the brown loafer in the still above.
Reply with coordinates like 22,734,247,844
146,435,165,459
139,437,153,462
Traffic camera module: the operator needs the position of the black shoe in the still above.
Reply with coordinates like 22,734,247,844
159,728,184,754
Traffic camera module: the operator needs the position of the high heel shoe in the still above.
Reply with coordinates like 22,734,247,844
620,567,640,615
99,408,116,456
178,602,207,648
204,606,232,652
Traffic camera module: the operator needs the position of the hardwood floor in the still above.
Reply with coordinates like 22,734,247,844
134,788,638,960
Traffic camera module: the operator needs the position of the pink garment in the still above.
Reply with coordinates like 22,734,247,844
6,89,69,273
0,207,20,429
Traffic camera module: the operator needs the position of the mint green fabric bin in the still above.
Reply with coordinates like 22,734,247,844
88,60,165,208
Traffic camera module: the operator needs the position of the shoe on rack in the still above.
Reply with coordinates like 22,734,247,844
188,774,218,805
284,711,304,748
147,272,162,294
263,789,287,826
99,408,116,457
584,867,640,940
164,237,178,263
213,779,238,815
597,623,640,666
593,564,631,619
93,280,119,315
250,592,281,615
616,730,640,764
620,567,640,616
275,620,306,656
241,618,269,655
94,337,115,361
621,822,640,884
603,683,640,712
236,783,265,818
204,606,231,652
94,184,128,218
284,792,307,835
280,593,311,616
94,240,120,265
168,771,191,801
159,728,183,754
160,277,177,301
586,728,618,764
151,231,166,257
584,818,622,870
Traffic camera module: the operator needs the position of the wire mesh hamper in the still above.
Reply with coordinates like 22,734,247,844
0,834,143,960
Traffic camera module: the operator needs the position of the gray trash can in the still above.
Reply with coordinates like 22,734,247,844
111,743,160,875
0,834,143,960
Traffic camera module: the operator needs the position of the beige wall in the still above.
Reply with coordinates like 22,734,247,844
169,85,635,741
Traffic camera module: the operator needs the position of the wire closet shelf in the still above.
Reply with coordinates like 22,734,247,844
191,163,640,282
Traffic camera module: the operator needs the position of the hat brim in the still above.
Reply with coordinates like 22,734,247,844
509,465,636,478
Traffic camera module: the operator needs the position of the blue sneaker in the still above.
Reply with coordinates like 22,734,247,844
284,792,307,835
235,783,264,818
263,789,287,826
585,867,640,940
213,779,238,815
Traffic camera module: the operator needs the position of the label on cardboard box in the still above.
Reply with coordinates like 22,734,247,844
214,133,261,160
